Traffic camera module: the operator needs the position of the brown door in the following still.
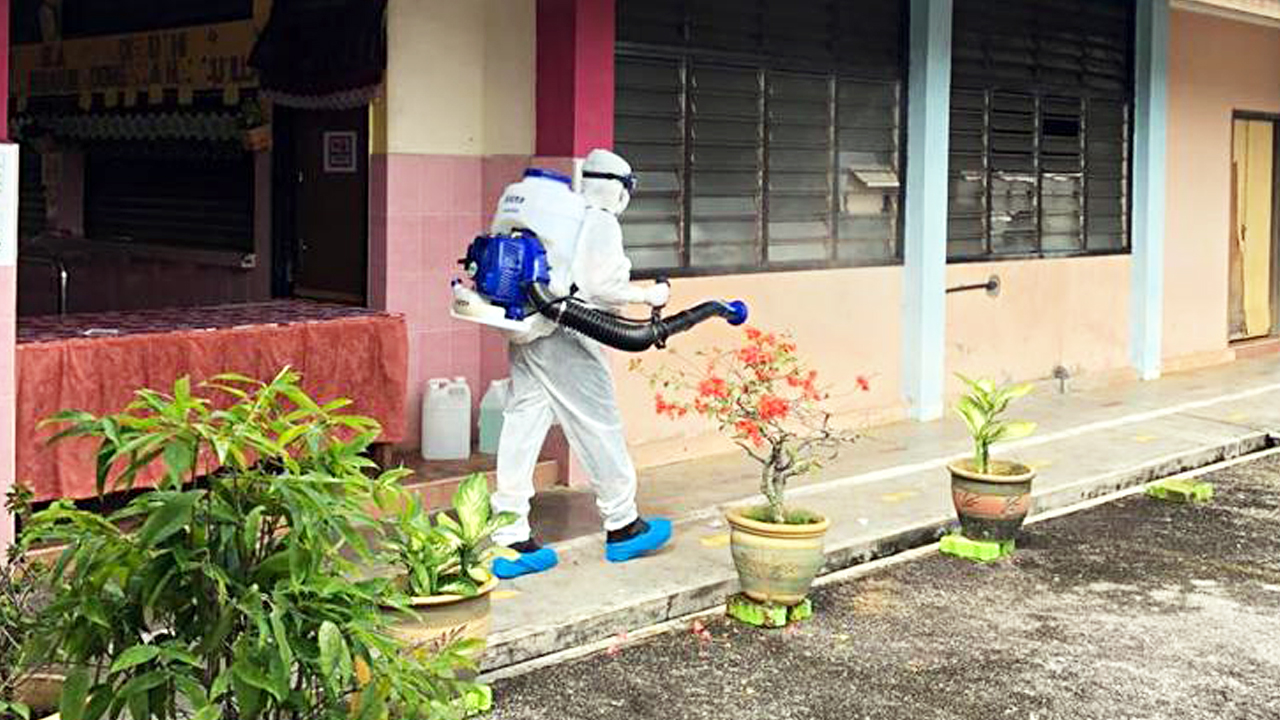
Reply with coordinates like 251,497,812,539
292,107,368,304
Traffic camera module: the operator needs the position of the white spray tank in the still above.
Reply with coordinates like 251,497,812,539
421,377,472,461
477,379,512,455
489,168,586,298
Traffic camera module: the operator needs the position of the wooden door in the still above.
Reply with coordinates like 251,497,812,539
292,107,368,304
1230,118,1276,341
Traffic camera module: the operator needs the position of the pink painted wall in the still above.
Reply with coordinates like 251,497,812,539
368,153,486,447
1165,10,1280,363
610,266,905,468
945,256,1132,391
613,255,1139,468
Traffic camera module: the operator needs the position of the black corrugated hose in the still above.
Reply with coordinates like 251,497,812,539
528,282,748,353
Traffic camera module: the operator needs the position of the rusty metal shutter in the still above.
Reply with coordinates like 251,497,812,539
19,145,46,240
85,152,254,252
948,0,1133,259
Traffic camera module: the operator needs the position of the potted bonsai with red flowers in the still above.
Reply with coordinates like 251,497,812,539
634,327,865,607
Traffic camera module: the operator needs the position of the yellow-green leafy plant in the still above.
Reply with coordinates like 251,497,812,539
954,375,1037,474
382,474,517,598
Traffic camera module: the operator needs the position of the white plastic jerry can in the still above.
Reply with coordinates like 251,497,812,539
478,379,512,455
422,377,472,461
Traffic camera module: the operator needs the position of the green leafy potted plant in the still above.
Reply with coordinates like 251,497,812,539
379,474,516,668
29,368,483,720
948,374,1038,541
634,328,864,607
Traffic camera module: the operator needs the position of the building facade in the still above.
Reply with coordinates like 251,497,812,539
2,0,1279,540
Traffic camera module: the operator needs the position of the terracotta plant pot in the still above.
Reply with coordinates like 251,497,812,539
726,508,831,607
383,576,497,671
13,672,64,716
948,458,1036,541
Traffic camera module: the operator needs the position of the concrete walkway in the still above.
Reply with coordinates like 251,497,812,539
480,354,1280,672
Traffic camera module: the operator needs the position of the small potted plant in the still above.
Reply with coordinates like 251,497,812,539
634,328,864,607
948,374,1038,541
379,473,516,666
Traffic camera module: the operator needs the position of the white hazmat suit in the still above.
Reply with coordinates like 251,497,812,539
491,150,667,551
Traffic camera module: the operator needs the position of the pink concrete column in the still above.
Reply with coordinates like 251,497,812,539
0,0,16,549
536,0,615,157
535,0,615,485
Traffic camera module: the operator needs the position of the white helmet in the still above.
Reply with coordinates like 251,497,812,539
581,148,636,215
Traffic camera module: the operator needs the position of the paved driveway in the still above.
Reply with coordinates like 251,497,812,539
490,455,1280,720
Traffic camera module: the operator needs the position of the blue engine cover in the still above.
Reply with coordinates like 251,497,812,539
462,230,550,320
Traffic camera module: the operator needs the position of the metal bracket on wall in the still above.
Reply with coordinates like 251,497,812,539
946,274,1001,298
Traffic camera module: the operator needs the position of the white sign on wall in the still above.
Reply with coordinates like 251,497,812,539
0,144,17,267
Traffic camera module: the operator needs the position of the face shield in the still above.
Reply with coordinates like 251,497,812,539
581,149,637,215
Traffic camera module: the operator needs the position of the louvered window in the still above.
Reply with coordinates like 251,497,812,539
86,153,254,252
948,0,1133,259
616,0,905,276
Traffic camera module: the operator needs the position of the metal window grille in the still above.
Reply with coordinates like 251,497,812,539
947,0,1134,260
616,0,906,276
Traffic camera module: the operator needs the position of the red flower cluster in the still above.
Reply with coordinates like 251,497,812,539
654,393,687,419
638,326,865,454
698,376,729,399
633,326,862,518
757,394,789,421
735,419,765,447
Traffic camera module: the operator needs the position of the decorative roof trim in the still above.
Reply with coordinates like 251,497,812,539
260,83,381,110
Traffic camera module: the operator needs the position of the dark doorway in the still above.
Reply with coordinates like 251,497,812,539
275,106,368,305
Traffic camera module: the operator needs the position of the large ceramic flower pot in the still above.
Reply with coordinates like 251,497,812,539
948,458,1036,541
13,672,64,716
383,577,497,670
726,508,830,607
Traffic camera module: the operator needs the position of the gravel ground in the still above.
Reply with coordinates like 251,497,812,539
489,454,1280,720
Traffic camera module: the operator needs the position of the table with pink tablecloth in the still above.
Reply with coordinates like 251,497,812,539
18,301,409,502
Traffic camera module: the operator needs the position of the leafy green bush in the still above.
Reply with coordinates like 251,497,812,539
382,474,515,598
26,369,479,720
0,486,54,720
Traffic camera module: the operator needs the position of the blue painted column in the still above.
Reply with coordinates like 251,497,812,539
902,0,952,421
1131,0,1169,380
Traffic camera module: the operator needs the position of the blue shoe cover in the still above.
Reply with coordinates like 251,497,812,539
605,518,672,563
492,547,559,579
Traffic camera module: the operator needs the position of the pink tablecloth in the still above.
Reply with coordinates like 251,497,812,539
17,302,409,502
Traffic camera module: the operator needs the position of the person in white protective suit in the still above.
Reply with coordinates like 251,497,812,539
490,149,673,579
